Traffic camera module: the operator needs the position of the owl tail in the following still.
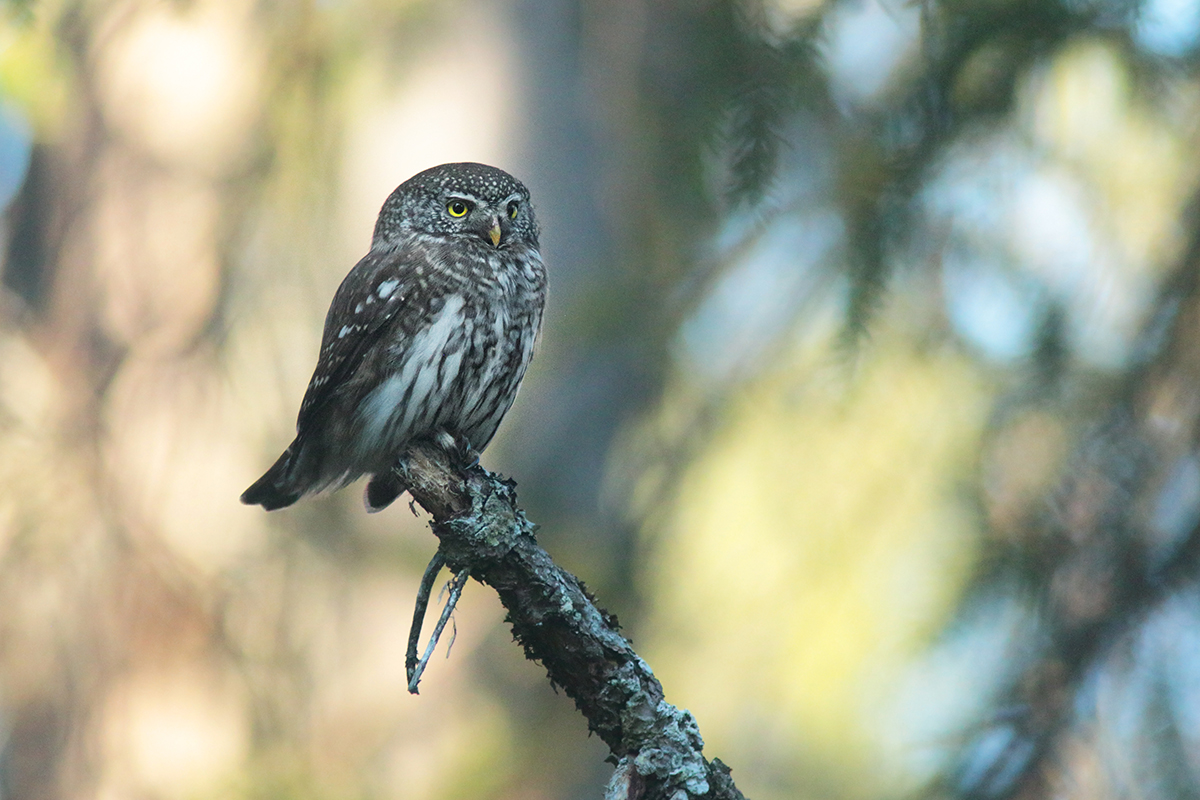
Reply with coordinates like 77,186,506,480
241,441,304,510
364,470,407,513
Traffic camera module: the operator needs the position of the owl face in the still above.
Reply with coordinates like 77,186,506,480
373,162,540,251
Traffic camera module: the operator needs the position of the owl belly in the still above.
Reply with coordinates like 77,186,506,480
437,304,533,452
353,295,535,470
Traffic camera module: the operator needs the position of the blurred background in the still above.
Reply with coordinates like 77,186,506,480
1,0,1199,798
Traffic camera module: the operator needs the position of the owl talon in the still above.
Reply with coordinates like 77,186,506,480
457,438,480,469
431,429,479,469
456,437,480,469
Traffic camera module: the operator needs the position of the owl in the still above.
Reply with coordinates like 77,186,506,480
241,162,547,512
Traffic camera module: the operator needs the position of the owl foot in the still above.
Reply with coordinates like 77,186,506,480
433,429,480,469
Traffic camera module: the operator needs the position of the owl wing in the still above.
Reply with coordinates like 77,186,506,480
242,246,436,511
294,247,427,432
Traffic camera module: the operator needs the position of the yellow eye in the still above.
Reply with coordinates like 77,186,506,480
447,200,470,217
507,202,519,219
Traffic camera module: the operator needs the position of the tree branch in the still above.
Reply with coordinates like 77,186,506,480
396,442,746,800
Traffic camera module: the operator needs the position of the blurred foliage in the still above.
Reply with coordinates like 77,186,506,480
0,0,1199,799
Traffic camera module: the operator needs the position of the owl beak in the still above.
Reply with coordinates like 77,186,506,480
487,219,502,247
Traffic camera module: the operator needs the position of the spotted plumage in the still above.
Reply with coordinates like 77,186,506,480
241,162,547,511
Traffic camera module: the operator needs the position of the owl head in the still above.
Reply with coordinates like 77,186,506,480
373,162,539,251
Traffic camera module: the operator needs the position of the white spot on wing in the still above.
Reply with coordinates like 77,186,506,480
377,279,400,299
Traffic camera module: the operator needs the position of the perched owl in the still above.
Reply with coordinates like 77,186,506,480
241,162,547,512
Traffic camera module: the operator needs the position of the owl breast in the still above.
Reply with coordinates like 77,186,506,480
352,251,545,471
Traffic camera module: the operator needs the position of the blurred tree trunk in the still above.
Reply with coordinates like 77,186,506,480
954,205,1200,799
